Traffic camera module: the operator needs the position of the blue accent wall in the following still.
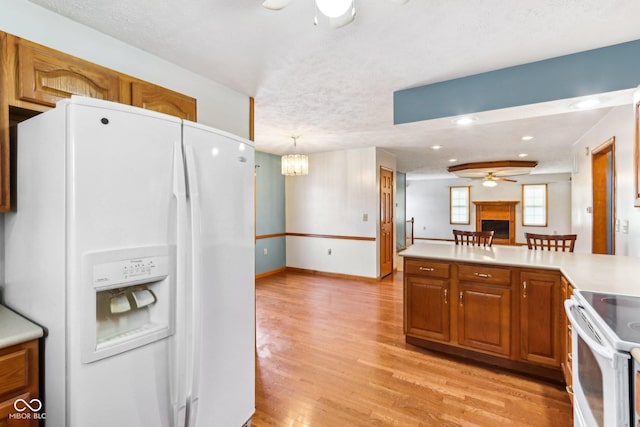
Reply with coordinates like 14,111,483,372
394,39,640,124
255,151,286,275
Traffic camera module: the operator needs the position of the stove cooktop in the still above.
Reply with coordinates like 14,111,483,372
576,290,640,349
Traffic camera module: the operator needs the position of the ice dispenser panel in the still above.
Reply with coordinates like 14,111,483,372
83,247,175,363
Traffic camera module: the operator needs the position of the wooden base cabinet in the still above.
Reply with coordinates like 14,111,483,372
0,340,40,426
405,275,450,342
404,259,451,342
520,270,562,367
458,283,511,356
403,256,563,380
561,276,574,400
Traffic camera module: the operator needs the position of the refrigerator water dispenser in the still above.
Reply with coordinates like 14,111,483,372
82,246,175,363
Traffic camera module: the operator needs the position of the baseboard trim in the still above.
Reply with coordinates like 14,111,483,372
255,267,287,280
285,267,380,282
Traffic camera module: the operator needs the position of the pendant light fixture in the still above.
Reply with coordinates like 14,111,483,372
281,136,309,176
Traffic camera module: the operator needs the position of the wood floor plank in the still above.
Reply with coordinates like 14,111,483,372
254,271,572,426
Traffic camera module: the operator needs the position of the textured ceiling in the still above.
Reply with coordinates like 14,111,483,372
25,0,640,178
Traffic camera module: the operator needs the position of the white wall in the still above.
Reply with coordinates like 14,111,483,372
0,0,249,138
286,147,395,278
571,105,640,255
406,173,572,245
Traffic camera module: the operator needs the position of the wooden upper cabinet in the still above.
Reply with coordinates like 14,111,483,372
12,37,120,109
130,81,197,121
0,32,199,211
1,32,10,212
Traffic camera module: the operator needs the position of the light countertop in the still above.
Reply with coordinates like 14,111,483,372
400,242,640,297
0,305,44,348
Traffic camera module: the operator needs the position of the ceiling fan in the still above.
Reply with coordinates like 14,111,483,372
447,160,537,187
474,172,517,187
262,0,409,27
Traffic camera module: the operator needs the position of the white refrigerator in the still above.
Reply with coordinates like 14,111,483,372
3,96,255,427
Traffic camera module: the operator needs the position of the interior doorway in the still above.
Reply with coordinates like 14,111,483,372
591,137,616,255
380,167,394,278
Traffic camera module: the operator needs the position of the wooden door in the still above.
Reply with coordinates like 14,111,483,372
380,168,393,278
405,275,450,342
592,138,615,254
457,284,511,356
520,270,561,367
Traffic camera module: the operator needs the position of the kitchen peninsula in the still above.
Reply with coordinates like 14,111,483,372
400,242,640,383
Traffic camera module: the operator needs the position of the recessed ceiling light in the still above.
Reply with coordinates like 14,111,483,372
449,158,457,162
431,145,441,150
521,135,534,141
518,153,528,158
571,98,600,110
452,116,477,126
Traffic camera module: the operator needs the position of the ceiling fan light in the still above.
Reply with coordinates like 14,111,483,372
316,0,352,18
262,0,293,10
482,180,497,187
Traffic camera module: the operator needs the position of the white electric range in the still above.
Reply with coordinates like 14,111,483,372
565,290,640,426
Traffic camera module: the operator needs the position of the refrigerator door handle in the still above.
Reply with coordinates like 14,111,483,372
172,140,189,427
184,145,202,427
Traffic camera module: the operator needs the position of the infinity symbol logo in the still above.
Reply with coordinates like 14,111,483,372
13,398,42,412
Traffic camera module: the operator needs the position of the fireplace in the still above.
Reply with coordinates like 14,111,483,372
482,220,509,240
473,201,519,245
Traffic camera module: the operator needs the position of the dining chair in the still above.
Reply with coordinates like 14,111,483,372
453,230,494,247
525,232,577,252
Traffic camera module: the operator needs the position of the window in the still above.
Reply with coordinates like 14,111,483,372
522,184,547,226
450,186,470,224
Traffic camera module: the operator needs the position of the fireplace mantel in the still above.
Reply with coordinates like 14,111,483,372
473,201,519,245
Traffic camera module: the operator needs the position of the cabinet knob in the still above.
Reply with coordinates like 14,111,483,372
522,281,527,298
459,291,463,305
419,266,435,272
444,289,448,304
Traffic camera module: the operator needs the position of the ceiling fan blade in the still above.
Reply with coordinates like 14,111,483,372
262,0,294,10
497,177,517,182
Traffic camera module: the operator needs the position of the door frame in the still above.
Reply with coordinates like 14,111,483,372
591,137,616,255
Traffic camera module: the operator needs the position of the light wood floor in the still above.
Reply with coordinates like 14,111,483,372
253,271,572,427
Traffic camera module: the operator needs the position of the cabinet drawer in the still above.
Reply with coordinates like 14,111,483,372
405,259,450,279
0,348,28,397
458,264,511,286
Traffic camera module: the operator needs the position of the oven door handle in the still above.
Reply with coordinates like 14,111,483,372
564,299,616,360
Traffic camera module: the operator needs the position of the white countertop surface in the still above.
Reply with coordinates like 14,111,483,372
400,242,640,297
0,305,44,348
